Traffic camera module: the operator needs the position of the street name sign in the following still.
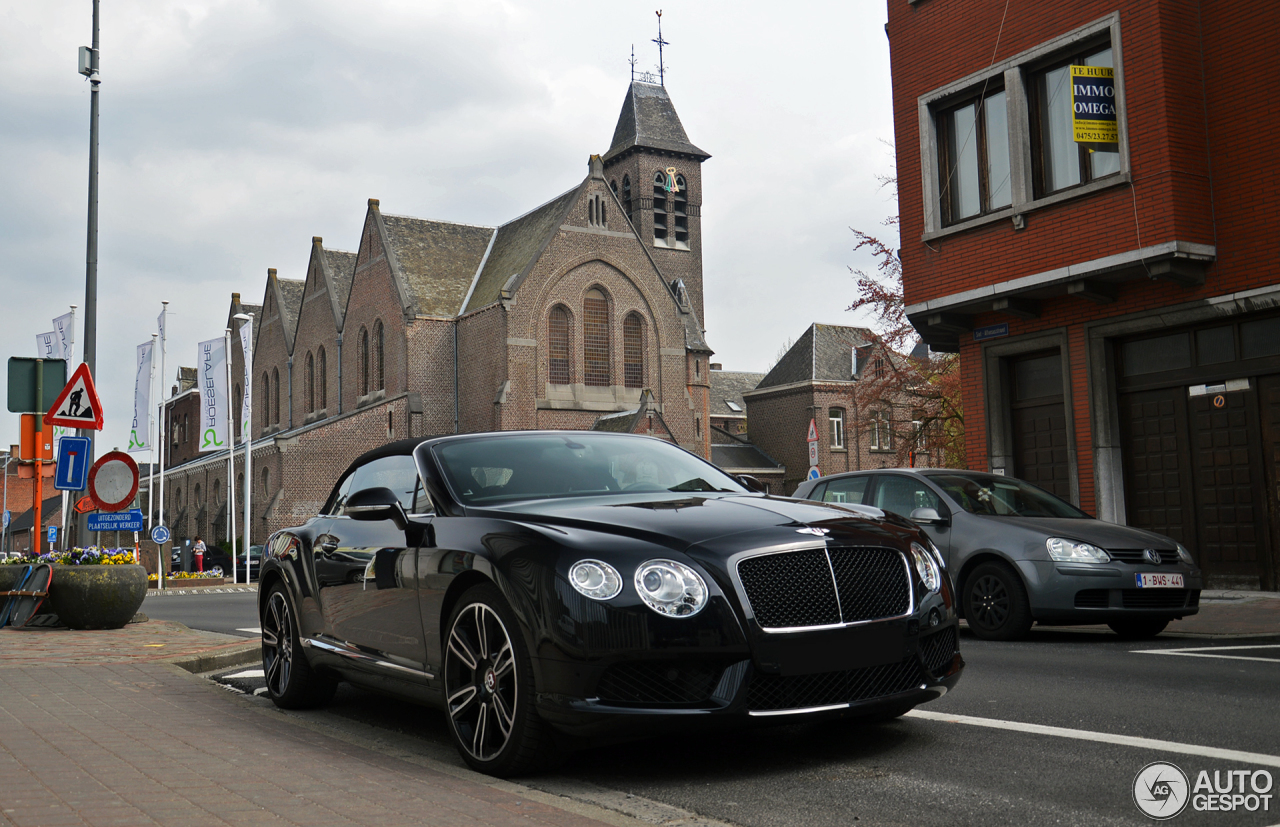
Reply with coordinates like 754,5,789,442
44,363,104,430
88,509,144,532
54,436,91,491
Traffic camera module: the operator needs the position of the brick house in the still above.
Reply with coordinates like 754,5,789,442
745,323,940,495
889,1,1280,588
144,79,719,550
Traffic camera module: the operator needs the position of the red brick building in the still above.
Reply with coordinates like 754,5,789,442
889,1,1280,588
146,80,717,549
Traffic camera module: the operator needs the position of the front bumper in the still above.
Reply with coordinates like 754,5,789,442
1019,560,1204,624
532,605,963,738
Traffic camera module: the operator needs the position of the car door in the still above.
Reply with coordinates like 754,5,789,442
312,454,429,672
816,475,872,506
868,473,952,564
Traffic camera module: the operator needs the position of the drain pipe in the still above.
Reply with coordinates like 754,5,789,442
336,333,343,415
453,322,459,433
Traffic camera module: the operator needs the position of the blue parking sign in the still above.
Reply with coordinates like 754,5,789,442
55,436,91,491
47,525,57,544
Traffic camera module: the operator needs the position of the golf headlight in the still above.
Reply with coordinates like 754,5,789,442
1046,537,1111,563
909,543,941,592
634,559,708,617
1176,543,1195,566
568,559,623,600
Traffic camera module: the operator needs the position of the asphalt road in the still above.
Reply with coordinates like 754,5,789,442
184,595,1280,827
142,589,260,637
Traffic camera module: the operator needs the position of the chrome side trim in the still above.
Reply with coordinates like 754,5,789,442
748,702,850,717
305,636,435,680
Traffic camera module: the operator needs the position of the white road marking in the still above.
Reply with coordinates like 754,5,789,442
1131,644,1280,664
223,668,265,680
906,710,1280,769
237,627,262,635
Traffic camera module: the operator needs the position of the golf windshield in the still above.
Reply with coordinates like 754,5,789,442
928,473,1088,518
429,434,747,505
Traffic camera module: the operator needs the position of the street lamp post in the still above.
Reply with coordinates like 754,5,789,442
77,1,101,550
232,313,254,579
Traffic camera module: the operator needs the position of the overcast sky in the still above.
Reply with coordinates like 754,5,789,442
0,0,899,459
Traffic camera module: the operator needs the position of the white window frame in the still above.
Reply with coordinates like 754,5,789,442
918,13,1129,240
829,408,845,450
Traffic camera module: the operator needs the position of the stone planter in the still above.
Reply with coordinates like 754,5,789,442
48,564,148,630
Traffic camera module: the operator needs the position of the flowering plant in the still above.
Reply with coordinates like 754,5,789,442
1,548,136,566
148,570,223,581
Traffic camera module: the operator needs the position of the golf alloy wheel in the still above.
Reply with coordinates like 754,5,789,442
969,573,1010,630
963,562,1032,641
445,601,518,763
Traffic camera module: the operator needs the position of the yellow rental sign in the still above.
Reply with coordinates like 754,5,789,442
1071,65,1118,144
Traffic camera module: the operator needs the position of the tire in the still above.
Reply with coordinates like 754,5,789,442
963,562,1033,641
261,585,337,709
1108,618,1170,639
443,584,556,777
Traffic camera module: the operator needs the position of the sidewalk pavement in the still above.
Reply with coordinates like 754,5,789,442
0,622,631,827
1031,588,1280,637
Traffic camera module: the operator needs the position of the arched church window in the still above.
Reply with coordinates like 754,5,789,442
622,175,632,218
305,352,315,414
652,171,668,243
317,346,327,410
674,175,688,246
374,319,385,391
271,368,280,424
359,327,369,396
623,313,645,389
548,305,572,385
583,289,610,387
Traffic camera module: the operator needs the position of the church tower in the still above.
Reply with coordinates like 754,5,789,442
601,81,711,327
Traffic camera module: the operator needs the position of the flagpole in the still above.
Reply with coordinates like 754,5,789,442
157,301,168,590
224,328,237,583
233,313,253,574
147,333,157,531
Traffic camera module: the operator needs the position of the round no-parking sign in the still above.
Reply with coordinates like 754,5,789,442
88,451,139,513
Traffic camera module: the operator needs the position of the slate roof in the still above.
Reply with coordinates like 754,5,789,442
754,324,877,390
380,215,495,318
276,277,306,350
463,188,580,314
603,82,710,163
322,248,357,322
176,366,198,394
9,494,63,532
710,443,783,473
709,370,763,417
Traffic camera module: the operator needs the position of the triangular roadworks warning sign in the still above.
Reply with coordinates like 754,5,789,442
44,363,104,431
807,418,818,443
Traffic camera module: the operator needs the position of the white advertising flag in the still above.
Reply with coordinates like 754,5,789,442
129,341,154,453
238,317,253,441
52,313,74,361
36,332,58,359
197,337,229,453
158,308,166,340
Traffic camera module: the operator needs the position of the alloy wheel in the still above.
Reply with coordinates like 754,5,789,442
262,591,293,697
969,573,1010,630
445,602,518,763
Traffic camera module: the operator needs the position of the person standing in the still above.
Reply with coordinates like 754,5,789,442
192,536,206,573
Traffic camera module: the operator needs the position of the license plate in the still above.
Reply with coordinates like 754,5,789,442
1136,572,1184,588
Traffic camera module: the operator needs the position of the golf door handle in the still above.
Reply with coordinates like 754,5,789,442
317,537,339,554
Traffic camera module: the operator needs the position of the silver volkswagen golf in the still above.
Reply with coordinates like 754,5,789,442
792,469,1202,640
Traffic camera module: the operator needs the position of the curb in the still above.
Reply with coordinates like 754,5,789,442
170,641,260,674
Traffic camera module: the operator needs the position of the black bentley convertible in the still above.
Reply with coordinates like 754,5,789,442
257,431,963,776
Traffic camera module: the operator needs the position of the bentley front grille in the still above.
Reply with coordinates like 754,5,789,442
736,546,911,630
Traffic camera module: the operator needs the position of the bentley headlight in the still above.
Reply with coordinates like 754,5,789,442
909,543,941,592
634,559,708,617
568,559,623,600
1046,537,1111,563
1176,542,1195,566
920,535,946,569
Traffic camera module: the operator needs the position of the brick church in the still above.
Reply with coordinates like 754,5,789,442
152,79,721,547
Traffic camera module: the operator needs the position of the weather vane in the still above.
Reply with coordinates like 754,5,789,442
652,10,668,87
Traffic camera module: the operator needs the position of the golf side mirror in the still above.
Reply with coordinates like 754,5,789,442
910,507,948,526
735,474,767,493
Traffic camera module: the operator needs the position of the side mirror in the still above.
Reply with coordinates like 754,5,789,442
735,474,767,494
910,507,948,526
344,487,408,530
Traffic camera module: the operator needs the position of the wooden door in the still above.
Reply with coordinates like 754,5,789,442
1118,388,1195,548
1189,388,1270,587
1010,353,1070,500
1255,374,1280,590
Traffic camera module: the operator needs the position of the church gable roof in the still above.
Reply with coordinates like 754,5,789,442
379,214,496,317
463,186,581,314
603,82,709,163
275,277,306,351
321,247,357,327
